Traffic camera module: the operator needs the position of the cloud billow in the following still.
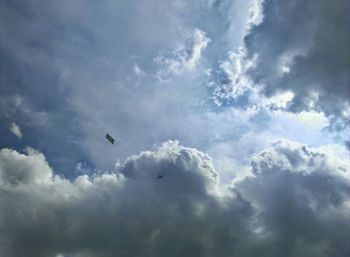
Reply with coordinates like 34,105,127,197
243,0,350,118
0,140,349,257
239,140,350,256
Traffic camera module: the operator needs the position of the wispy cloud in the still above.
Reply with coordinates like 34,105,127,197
9,122,22,139
154,28,210,82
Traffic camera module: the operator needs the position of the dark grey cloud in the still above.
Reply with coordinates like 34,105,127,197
244,0,350,117
0,142,252,257
0,140,349,257
239,140,350,256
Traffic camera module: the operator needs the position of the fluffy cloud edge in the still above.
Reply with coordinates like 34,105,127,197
0,140,349,257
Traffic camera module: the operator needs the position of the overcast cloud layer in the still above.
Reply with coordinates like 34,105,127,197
0,0,349,256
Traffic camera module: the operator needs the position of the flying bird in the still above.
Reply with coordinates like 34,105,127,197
157,175,164,179
106,133,115,144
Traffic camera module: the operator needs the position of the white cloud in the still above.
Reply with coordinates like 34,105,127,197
9,122,22,139
184,29,211,70
133,63,146,77
263,90,294,109
291,111,328,128
246,0,263,29
209,46,258,105
206,0,264,107
0,148,52,187
154,28,210,82
250,140,349,177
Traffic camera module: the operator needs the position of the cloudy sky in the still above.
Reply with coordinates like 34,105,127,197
0,0,349,256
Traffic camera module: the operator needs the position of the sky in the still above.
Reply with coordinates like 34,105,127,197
0,0,349,256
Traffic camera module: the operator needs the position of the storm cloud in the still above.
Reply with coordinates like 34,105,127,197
0,140,349,257
244,0,350,117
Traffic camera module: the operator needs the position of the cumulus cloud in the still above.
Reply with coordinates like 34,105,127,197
9,122,22,139
243,0,350,118
250,140,349,176
0,142,248,257
119,140,218,196
0,140,349,257
238,140,350,256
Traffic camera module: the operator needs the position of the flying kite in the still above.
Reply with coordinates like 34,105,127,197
106,133,115,144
